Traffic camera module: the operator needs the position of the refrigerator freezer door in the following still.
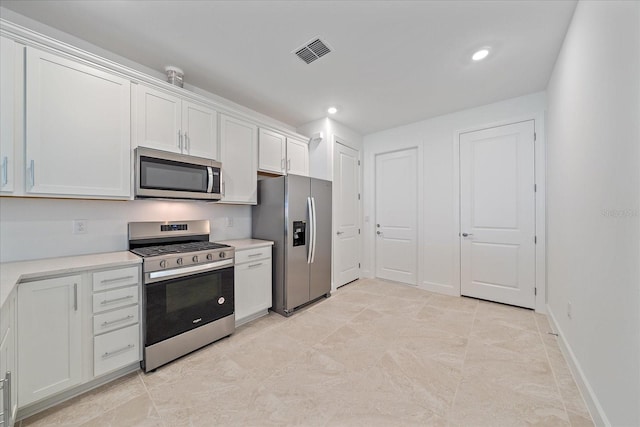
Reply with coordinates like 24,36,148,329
285,174,312,311
309,178,332,300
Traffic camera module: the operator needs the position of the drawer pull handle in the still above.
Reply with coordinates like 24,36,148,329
100,295,134,305
101,315,134,327
100,275,134,284
248,263,263,268
102,344,135,359
247,253,263,258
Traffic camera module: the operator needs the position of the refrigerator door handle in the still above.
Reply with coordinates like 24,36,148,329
311,197,317,263
307,196,314,264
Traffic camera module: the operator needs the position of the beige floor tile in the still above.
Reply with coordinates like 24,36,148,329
21,279,593,427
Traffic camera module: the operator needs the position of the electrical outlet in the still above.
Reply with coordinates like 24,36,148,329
226,217,233,227
73,219,87,234
567,301,572,319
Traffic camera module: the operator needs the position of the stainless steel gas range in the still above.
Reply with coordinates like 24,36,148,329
128,220,235,372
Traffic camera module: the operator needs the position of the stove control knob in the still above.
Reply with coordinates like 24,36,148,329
192,255,199,263
206,253,213,261
159,260,167,269
177,258,183,265
219,251,225,259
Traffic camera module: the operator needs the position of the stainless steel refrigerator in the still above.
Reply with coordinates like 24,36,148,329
252,174,332,316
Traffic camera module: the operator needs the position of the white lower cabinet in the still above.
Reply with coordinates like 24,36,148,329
16,264,141,412
17,275,83,407
93,324,139,377
1,290,17,427
234,246,272,325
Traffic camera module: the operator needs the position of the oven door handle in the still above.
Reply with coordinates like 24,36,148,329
148,259,233,281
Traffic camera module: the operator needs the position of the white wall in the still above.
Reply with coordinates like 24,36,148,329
297,117,363,181
546,1,640,425
0,198,251,262
362,92,546,294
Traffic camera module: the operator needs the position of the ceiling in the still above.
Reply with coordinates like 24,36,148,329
1,1,577,135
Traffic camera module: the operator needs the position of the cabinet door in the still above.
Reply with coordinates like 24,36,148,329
0,292,16,426
135,84,182,154
235,257,272,323
286,138,310,177
182,100,218,159
219,115,257,204
18,275,83,406
0,36,15,193
258,128,286,175
25,47,131,198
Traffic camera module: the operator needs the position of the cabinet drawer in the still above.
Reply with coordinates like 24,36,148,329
93,305,139,335
236,246,271,264
93,286,139,313
94,323,140,377
93,266,139,291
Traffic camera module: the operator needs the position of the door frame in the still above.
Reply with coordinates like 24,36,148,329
452,113,547,312
373,146,422,286
332,136,362,291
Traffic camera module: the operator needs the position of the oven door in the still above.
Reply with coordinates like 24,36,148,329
144,266,234,346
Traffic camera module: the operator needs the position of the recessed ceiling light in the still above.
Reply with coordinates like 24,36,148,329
327,107,338,114
472,49,490,61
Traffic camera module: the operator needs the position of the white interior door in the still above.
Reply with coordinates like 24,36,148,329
375,148,418,285
334,142,360,288
460,121,536,308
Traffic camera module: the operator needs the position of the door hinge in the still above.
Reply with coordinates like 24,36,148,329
534,184,537,192
358,193,361,200
534,236,537,244
358,228,361,234
534,287,537,296
534,132,537,141
358,262,361,268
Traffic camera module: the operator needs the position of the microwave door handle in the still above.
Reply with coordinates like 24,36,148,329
207,167,214,193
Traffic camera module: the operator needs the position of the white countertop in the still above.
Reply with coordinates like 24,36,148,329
218,239,274,250
1,251,141,308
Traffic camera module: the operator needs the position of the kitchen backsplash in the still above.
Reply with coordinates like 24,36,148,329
0,197,251,262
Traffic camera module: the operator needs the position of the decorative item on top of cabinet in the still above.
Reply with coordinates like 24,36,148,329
233,244,273,326
258,128,286,175
286,137,310,177
24,47,132,199
219,114,258,204
135,84,218,160
0,36,16,194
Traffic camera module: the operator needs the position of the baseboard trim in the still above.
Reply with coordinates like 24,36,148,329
16,363,140,421
546,305,610,427
421,280,458,296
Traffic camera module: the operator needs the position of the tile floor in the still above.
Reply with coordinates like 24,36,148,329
20,278,594,426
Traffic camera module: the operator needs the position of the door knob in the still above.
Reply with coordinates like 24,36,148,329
376,231,382,235
336,231,344,235
376,224,380,228
462,233,473,237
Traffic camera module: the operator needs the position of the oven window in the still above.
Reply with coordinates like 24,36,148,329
140,156,208,192
145,267,234,346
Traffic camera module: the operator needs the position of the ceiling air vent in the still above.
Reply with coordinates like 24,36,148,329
294,38,331,64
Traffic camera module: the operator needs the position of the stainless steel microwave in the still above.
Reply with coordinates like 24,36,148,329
134,147,221,201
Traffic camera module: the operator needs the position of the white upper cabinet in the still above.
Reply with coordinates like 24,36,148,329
0,36,16,193
286,137,310,176
182,100,218,159
219,114,257,204
258,128,286,175
25,47,131,198
135,84,218,159
135,85,182,154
